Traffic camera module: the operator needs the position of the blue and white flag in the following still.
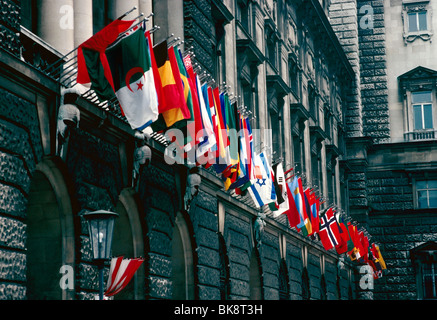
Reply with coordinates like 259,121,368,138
247,152,276,208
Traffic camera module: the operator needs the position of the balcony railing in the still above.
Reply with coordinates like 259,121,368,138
404,130,437,142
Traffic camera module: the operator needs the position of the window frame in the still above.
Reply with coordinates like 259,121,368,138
422,261,437,299
402,0,433,44
410,241,437,300
415,178,437,209
411,91,434,131
398,66,437,142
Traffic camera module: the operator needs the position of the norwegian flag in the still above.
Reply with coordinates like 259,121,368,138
318,208,341,251
104,256,144,297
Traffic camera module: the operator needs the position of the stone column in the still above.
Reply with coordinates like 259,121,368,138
152,0,184,45
224,0,238,94
108,0,139,21
73,0,93,47
138,0,153,30
37,0,75,55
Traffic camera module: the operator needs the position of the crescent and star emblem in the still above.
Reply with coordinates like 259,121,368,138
125,67,145,92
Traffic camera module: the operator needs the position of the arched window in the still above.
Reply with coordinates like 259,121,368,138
26,160,75,300
249,249,263,300
302,267,311,300
320,274,327,300
278,259,290,300
171,211,195,300
111,188,145,300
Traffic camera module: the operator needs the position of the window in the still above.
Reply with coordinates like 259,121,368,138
410,241,437,300
398,66,437,142
408,11,427,32
402,1,433,43
218,234,230,299
416,180,437,209
237,0,250,33
412,91,433,130
278,259,290,300
423,262,437,299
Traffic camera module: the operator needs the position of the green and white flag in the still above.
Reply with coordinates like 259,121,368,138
106,28,158,131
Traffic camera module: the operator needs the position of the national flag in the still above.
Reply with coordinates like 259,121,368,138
243,117,254,186
318,208,341,251
371,243,387,270
357,230,369,263
310,193,320,235
294,177,311,235
302,189,313,236
223,93,239,166
347,223,363,261
77,19,136,101
105,256,144,297
304,188,319,235
335,217,354,254
213,88,230,173
368,249,383,279
271,162,289,217
150,41,187,131
195,76,216,161
145,30,167,115
247,152,276,208
207,86,219,158
288,176,305,230
105,28,159,131
183,54,204,148
283,181,301,229
229,114,251,190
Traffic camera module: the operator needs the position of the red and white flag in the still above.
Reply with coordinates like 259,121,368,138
105,256,144,297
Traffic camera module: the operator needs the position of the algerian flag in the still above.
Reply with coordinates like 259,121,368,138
106,28,158,131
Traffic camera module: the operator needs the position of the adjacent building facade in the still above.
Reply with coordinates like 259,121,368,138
0,0,435,301
330,0,437,300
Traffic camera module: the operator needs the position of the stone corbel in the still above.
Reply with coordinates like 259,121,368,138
56,88,80,158
183,166,202,212
132,131,152,190
253,211,266,249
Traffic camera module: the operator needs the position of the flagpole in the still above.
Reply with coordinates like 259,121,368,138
117,5,138,20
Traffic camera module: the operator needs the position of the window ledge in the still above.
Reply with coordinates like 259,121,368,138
403,31,433,44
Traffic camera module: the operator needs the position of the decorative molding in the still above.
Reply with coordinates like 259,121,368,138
402,0,433,44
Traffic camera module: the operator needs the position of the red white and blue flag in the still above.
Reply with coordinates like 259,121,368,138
318,208,341,251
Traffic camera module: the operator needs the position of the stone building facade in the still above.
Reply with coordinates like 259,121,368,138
0,0,414,301
330,0,437,300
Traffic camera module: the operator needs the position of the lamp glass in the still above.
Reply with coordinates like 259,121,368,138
83,210,118,261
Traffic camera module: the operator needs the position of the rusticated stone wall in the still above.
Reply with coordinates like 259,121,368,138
366,169,437,299
137,160,179,299
183,0,215,77
188,189,220,300
0,0,21,57
0,85,43,299
357,0,390,144
65,128,125,299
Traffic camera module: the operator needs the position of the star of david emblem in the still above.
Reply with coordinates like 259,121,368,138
256,178,266,187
